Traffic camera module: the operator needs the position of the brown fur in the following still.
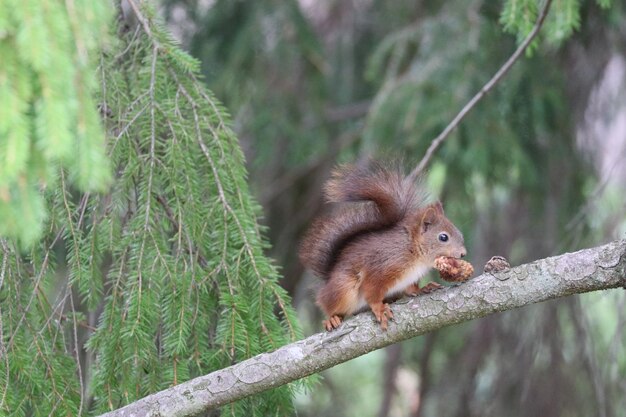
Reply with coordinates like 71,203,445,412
300,162,467,331
299,161,423,279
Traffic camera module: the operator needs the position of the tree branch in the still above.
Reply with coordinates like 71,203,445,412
99,239,626,417
408,0,553,180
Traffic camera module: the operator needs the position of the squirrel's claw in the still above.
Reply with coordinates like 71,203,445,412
405,282,443,296
419,282,443,294
323,315,343,331
371,303,393,330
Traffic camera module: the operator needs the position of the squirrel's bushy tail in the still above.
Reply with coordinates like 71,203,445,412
299,161,422,279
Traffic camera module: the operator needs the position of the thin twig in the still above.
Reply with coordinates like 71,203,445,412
408,0,553,180
0,239,8,291
69,291,85,416
0,240,9,410
125,0,154,41
6,228,65,350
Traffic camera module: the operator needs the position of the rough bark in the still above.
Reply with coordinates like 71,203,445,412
99,240,626,417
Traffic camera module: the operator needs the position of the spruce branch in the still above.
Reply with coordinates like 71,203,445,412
6,228,64,351
0,240,9,410
99,239,626,417
121,0,303,349
408,0,554,180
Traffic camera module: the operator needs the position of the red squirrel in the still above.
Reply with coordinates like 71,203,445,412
299,162,467,331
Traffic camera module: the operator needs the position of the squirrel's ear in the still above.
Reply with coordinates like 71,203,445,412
420,207,438,233
431,201,444,215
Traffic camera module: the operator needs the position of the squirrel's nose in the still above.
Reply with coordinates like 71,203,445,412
459,249,467,258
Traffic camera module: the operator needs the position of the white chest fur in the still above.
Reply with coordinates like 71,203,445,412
386,262,431,296
355,262,432,311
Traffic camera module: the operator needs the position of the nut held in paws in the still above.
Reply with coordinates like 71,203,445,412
434,256,474,282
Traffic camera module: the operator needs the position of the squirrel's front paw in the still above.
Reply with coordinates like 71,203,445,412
371,303,393,330
405,282,443,296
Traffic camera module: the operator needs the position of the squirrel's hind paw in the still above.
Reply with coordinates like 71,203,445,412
370,303,393,330
323,315,343,331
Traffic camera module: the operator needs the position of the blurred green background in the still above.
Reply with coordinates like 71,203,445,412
1,0,625,416
162,0,626,416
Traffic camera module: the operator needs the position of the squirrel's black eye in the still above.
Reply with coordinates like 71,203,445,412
438,233,449,242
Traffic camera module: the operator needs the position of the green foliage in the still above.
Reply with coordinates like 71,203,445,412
189,0,329,169
1,0,623,416
179,0,625,416
500,0,610,47
1,1,305,416
500,0,540,42
0,0,112,246
546,0,582,43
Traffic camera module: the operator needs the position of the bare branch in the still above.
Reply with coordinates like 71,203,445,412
408,0,554,180
99,239,626,417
